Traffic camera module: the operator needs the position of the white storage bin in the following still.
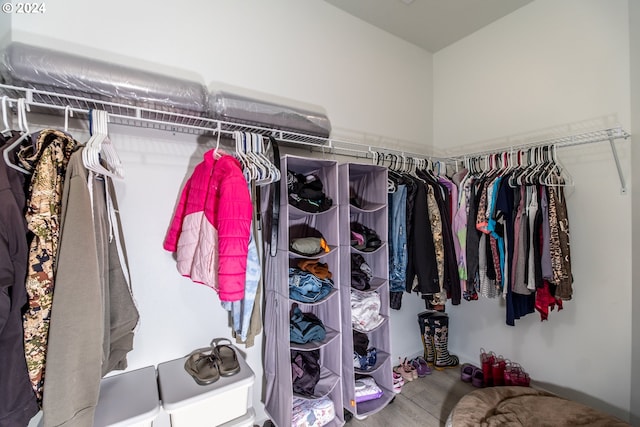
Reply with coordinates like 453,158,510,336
93,366,160,427
157,346,255,427
219,407,255,427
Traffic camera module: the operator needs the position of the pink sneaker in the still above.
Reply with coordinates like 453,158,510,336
393,370,404,393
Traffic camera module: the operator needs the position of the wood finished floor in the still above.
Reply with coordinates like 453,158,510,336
346,365,476,427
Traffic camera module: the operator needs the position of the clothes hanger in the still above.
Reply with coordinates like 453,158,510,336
541,144,572,187
64,105,73,133
83,109,105,170
1,96,12,136
501,150,515,177
212,122,223,159
257,134,280,184
3,98,32,175
508,150,524,187
523,146,546,185
261,135,281,184
234,131,254,181
536,146,553,185
100,112,125,179
248,133,272,186
242,133,263,181
515,148,534,186
246,133,261,182
84,110,124,179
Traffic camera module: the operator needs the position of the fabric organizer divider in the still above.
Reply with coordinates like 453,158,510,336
0,82,632,193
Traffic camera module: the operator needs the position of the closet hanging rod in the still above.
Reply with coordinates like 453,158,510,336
446,126,631,194
312,139,450,163
446,127,630,160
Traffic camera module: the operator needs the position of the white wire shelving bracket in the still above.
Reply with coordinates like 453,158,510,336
0,83,441,163
445,127,632,194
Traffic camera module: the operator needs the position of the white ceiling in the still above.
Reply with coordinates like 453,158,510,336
324,0,534,52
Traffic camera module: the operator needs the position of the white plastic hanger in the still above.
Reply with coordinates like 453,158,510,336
101,112,125,179
252,134,280,185
83,110,106,171
83,110,124,179
1,96,12,136
258,134,281,184
213,123,223,159
64,105,73,133
246,133,269,185
3,98,31,174
234,131,253,181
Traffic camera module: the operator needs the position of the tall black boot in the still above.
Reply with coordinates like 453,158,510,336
428,313,459,370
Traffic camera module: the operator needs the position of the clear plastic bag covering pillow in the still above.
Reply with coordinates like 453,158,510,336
210,90,332,138
0,42,208,114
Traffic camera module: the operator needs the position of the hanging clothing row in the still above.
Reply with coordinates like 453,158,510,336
375,154,460,310
1,101,139,427
383,147,573,325
381,154,461,310
455,148,572,325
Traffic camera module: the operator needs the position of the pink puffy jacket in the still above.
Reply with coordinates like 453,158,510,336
164,151,252,301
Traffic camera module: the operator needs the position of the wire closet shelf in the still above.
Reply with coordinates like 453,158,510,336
0,83,335,143
0,82,631,191
0,83,440,161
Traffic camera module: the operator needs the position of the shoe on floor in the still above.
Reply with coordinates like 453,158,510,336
392,370,404,394
411,357,432,377
394,362,414,382
460,363,479,382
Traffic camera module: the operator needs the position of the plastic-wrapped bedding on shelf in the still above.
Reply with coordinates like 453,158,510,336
209,89,332,139
0,42,209,115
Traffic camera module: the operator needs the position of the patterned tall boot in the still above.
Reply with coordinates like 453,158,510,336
428,313,459,370
417,311,438,365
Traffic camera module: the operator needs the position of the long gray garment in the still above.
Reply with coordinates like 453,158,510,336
43,148,139,427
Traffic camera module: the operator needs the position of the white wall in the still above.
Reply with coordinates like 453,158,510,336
10,1,433,424
629,0,640,424
0,12,9,46
10,0,432,144
434,0,632,421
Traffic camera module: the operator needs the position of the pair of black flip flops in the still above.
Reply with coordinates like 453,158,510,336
184,339,241,386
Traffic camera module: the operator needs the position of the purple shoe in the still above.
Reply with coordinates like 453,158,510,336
460,363,476,382
411,357,432,377
472,368,484,388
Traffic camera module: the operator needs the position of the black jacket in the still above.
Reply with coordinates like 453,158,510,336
405,180,440,294
0,134,39,426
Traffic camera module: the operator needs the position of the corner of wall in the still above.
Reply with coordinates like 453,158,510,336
629,0,640,424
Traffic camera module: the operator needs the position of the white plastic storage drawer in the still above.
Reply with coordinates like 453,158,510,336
93,366,160,427
157,347,255,427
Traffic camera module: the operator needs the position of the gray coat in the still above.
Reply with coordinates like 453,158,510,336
42,147,139,427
